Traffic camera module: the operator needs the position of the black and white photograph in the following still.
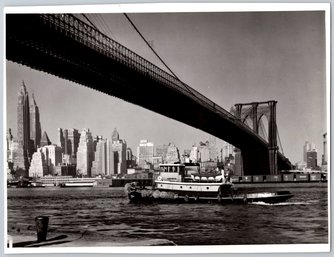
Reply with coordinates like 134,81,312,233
3,3,330,254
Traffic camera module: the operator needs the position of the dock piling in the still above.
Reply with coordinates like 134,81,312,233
35,216,49,242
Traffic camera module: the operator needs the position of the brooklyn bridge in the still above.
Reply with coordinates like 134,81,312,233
6,14,293,175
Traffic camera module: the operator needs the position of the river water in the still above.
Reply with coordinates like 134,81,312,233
7,186,328,246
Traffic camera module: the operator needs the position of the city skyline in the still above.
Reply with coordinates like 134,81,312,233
6,11,327,164
3,5,329,252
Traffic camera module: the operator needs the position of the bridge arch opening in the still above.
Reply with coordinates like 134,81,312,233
258,114,269,142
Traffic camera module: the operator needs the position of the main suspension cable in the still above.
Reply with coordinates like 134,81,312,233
123,13,181,81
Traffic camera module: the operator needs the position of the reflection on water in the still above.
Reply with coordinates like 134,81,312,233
7,186,328,245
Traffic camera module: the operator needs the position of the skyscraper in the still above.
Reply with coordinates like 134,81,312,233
166,143,180,164
91,137,108,177
17,81,30,150
41,145,63,175
303,141,316,163
155,144,168,163
67,128,80,161
197,141,210,162
306,150,317,169
111,128,127,175
137,139,154,168
57,128,80,164
7,129,13,162
190,145,199,163
322,133,327,166
40,131,52,147
29,93,42,151
208,136,218,161
29,148,48,177
57,128,65,153
76,128,94,177
112,128,119,142
126,147,136,168
13,81,31,172
223,141,234,160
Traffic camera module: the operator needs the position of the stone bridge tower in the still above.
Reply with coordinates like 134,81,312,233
234,100,278,175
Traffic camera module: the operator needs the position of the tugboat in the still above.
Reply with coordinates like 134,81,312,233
125,163,294,204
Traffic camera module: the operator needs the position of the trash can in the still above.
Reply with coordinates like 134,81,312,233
35,216,49,242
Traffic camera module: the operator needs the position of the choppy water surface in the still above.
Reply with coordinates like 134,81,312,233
7,186,328,245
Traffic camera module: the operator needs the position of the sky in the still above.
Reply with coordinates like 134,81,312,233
6,10,327,164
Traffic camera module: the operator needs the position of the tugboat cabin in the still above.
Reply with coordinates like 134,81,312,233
158,164,185,182
158,163,223,183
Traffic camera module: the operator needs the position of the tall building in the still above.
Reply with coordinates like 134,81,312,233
68,128,80,160
137,139,154,168
165,143,180,164
63,129,70,154
57,128,65,153
91,137,108,177
111,128,127,175
29,93,42,151
28,145,62,177
106,140,114,176
58,128,80,164
183,149,191,157
182,149,191,163
112,128,119,142
10,140,26,173
13,81,31,172
155,144,168,163
40,131,52,147
7,129,13,162
76,128,94,177
190,146,199,163
41,145,63,175
208,136,218,161
126,148,136,168
29,149,48,177
307,150,318,170
303,141,316,163
17,81,30,151
234,148,243,176
198,141,210,162
322,133,327,166
222,141,234,161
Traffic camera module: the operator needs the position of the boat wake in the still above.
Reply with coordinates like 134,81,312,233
249,201,316,206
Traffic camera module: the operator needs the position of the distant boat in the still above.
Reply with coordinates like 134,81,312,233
60,181,95,187
126,163,293,204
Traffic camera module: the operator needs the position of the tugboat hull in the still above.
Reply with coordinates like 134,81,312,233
126,184,293,204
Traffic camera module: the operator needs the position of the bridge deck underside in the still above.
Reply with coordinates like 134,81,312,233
6,14,292,175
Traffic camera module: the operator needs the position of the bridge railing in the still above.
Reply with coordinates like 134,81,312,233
41,13,268,143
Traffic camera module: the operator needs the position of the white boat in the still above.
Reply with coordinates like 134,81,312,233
153,163,232,200
126,163,294,204
60,180,95,187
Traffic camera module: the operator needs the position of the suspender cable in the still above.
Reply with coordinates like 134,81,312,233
276,124,284,155
94,14,118,41
123,13,181,81
82,14,99,30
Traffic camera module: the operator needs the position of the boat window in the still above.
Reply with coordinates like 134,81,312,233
169,167,173,173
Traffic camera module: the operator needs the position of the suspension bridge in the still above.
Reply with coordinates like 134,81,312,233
6,13,293,175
